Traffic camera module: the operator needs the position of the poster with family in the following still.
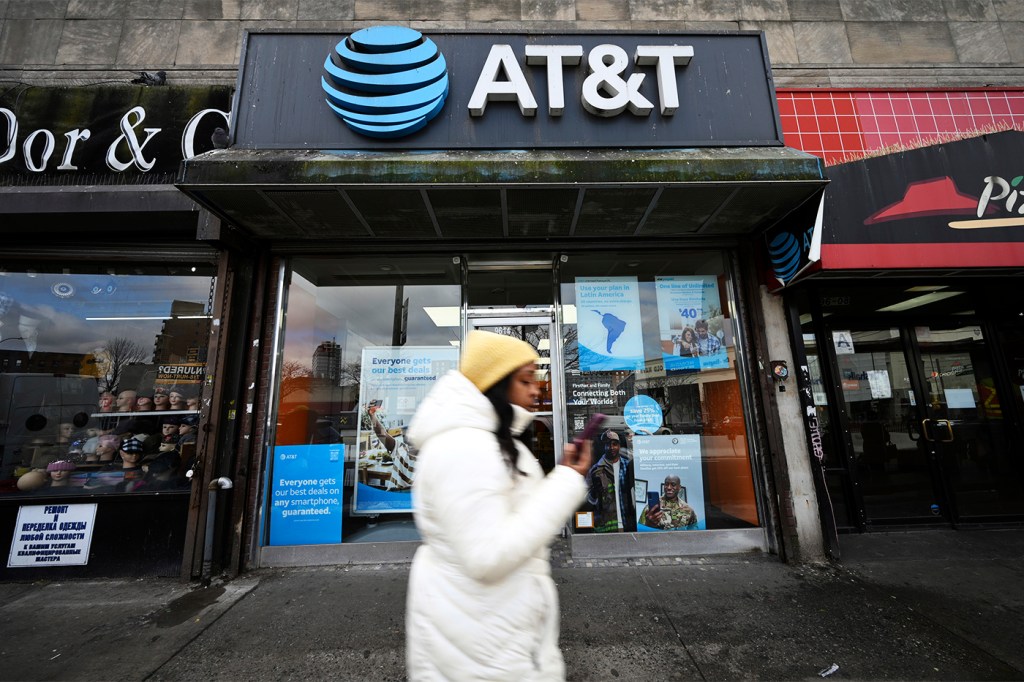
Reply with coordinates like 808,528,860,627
353,346,458,514
655,276,730,372
632,434,706,531
574,277,645,372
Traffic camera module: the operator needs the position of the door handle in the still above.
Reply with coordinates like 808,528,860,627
921,419,934,442
921,418,954,443
935,419,954,442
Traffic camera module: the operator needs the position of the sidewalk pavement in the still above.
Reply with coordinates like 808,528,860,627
1,528,1023,681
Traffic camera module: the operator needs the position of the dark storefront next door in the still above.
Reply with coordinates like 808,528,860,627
826,322,1024,527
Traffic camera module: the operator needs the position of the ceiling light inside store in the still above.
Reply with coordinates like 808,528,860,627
86,316,170,321
563,305,577,324
424,306,460,327
876,291,963,313
86,314,213,321
905,285,947,292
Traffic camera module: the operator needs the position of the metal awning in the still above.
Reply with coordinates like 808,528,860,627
176,147,826,243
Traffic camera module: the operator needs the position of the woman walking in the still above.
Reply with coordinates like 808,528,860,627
405,330,592,681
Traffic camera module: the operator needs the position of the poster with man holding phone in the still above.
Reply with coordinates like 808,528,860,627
633,434,705,531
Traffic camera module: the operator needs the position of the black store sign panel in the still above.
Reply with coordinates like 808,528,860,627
821,130,1024,269
0,86,232,180
235,31,783,150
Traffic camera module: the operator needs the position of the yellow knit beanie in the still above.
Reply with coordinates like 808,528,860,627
460,330,540,393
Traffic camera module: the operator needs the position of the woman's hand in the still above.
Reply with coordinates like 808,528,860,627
561,439,593,477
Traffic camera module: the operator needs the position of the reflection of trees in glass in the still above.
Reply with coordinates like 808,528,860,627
338,361,361,387
562,326,578,369
279,361,312,400
98,337,147,393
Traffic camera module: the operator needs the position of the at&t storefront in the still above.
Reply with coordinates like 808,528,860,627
178,28,827,566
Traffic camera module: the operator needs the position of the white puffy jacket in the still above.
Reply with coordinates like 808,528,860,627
405,370,586,681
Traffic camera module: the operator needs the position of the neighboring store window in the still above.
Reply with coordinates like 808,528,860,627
268,256,461,546
0,263,215,497
559,251,759,535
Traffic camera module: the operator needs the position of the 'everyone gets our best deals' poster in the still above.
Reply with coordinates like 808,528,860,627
269,443,344,546
574,276,644,372
353,346,458,514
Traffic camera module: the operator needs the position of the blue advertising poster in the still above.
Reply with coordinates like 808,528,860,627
574,276,645,372
353,346,459,514
269,443,345,546
632,434,706,531
654,276,730,372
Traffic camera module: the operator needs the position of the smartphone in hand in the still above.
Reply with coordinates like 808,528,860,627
647,490,661,510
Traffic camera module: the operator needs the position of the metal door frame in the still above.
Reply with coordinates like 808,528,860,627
465,308,564,457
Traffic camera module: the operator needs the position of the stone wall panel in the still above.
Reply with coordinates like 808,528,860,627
847,21,957,63
183,0,241,19
118,19,182,65
297,0,354,20
56,19,123,64
66,0,127,19
576,0,630,21
0,19,63,64
7,0,69,19
950,21,1011,63
176,20,241,65
793,22,852,64
943,0,998,21
127,0,187,18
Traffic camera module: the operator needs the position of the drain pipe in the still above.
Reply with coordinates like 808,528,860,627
202,476,233,585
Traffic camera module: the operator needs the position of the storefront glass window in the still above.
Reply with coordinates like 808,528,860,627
268,256,461,545
0,263,215,497
558,251,759,534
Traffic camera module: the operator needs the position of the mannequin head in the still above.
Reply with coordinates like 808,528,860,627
98,391,115,412
161,419,179,442
94,435,119,463
58,422,76,443
168,389,187,410
152,387,170,411
186,396,200,411
115,390,138,413
46,460,76,486
119,438,144,469
135,395,154,411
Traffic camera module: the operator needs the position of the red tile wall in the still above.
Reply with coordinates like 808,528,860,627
776,90,1024,165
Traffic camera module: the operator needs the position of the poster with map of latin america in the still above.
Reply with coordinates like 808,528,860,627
575,276,645,372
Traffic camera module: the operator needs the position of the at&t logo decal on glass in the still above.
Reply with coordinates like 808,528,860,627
321,26,449,139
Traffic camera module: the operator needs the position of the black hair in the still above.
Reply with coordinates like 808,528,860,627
483,375,526,477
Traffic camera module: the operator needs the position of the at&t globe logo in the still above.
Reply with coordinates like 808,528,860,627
768,231,802,284
321,26,449,139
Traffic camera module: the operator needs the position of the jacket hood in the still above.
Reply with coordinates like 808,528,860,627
407,370,533,449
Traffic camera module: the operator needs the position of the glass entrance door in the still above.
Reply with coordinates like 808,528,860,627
915,324,1023,519
467,309,562,472
828,323,1024,526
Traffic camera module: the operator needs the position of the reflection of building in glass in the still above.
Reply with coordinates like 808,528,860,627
153,301,209,364
0,351,85,376
313,341,342,383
